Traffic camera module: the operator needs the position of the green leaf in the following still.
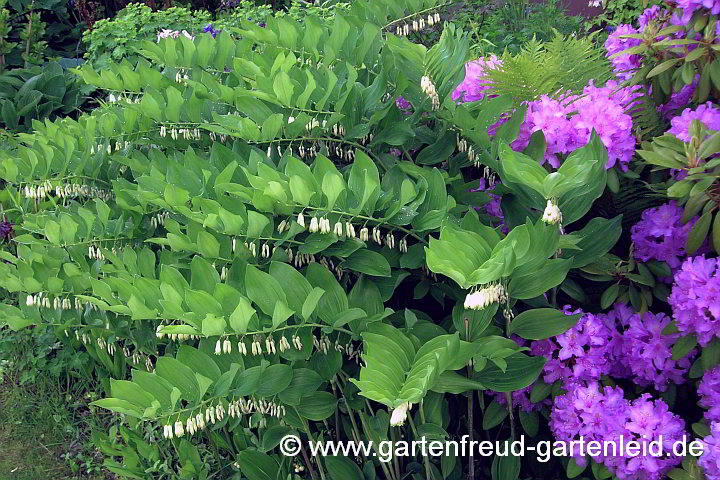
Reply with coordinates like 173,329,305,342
295,391,338,420
686,210,712,255
272,71,294,106
507,259,571,299
201,314,227,337
324,456,365,480
567,458,587,478
672,335,697,360
229,296,256,334
476,353,545,392
301,287,326,321
508,308,581,340
482,400,508,429
236,451,279,480
342,250,391,277
245,265,288,316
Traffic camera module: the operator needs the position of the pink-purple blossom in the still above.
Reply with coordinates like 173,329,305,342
700,422,720,480
699,366,720,423
452,55,502,103
396,96,412,114
668,255,720,347
631,201,696,270
668,102,720,142
510,81,636,170
570,81,637,169
550,381,686,480
617,311,694,391
676,0,720,23
530,307,616,386
604,25,643,81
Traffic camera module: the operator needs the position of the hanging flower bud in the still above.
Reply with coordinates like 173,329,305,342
390,402,412,426
399,238,408,253
309,216,319,233
542,199,562,225
297,212,306,228
215,339,222,355
223,339,232,354
464,284,507,310
359,227,369,242
333,222,343,236
174,420,185,437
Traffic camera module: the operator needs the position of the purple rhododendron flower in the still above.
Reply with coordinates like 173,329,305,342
638,5,663,30
700,422,720,480
669,256,720,346
631,201,696,270
617,311,694,391
676,0,720,23
604,25,643,80
570,81,636,170
657,77,698,119
668,102,720,142
475,177,504,220
493,385,549,413
452,55,502,103
510,81,636,170
530,306,616,386
511,94,576,168
699,366,720,423
551,381,686,480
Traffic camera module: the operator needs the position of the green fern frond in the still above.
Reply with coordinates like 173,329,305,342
485,31,613,103
624,90,668,141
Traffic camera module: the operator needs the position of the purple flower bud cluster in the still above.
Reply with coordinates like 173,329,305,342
396,96,413,115
667,102,720,143
631,201,696,270
0,220,11,240
638,5,663,31
700,422,720,480
475,177,504,220
604,25,643,81
699,366,720,423
669,256,720,347
550,381,686,480
203,24,219,38
452,55,502,103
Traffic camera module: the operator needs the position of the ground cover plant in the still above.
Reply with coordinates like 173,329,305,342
1,0,720,479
